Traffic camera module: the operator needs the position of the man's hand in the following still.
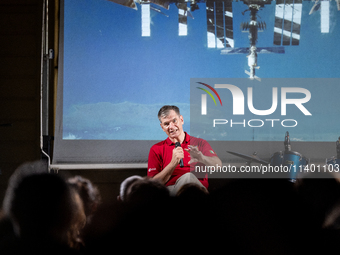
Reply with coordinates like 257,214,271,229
185,145,222,167
185,145,204,164
171,146,184,165
151,146,184,185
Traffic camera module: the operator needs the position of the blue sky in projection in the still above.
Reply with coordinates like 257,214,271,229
62,0,340,141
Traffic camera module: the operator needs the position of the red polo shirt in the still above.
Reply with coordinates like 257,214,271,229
147,132,218,189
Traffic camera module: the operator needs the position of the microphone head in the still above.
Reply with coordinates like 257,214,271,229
175,142,180,147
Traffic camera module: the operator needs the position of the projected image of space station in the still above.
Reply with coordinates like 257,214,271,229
107,0,337,80
60,0,340,141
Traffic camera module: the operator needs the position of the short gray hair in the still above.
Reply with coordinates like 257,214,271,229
158,105,180,122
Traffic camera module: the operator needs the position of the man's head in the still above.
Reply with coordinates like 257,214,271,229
3,162,76,244
158,105,184,142
118,175,143,201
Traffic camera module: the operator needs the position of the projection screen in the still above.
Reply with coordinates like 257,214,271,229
53,0,340,169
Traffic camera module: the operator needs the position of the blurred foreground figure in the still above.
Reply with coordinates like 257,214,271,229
67,175,101,250
117,175,143,201
0,161,80,255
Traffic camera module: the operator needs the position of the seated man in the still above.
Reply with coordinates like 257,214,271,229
147,105,222,195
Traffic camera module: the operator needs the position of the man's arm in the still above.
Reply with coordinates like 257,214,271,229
200,153,222,168
185,145,222,167
151,146,184,185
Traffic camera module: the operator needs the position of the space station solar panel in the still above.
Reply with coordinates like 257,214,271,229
221,47,249,54
283,4,294,45
320,1,330,33
276,0,285,4
206,1,216,48
224,1,234,48
309,1,321,15
273,0,301,46
206,1,234,49
216,2,225,48
141,4,151,37
148,0,170,10
273,3,284,45
291,1,302,44
257,47,285,54
107,0,137,10
178,2,188,36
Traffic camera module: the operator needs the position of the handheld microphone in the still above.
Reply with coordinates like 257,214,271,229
175,142,184,167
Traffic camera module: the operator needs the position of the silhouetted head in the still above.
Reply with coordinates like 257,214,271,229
117,175,143,202
126,177,169,205
3,161,77,245
68,175,101,223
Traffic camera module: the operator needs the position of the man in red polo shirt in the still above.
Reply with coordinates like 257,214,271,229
147,105,222,195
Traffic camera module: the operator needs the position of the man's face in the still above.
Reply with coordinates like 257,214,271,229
160,110,184,140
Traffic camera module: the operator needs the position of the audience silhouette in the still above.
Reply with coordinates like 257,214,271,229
1,161,340,255
0,161,80,254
